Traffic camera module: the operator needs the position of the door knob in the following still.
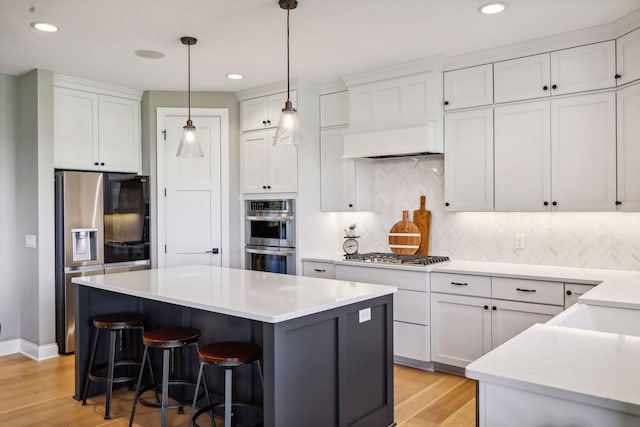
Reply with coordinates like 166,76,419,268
205,248,219,254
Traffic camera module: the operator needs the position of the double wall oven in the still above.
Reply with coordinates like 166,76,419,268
245,199,296,275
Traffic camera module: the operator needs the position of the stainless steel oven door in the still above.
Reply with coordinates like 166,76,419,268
245,245,296,275
245,215,295,247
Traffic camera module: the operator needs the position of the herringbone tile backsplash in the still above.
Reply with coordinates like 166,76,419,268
334,156,640,271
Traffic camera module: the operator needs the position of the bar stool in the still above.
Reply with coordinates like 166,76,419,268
130,327,210,427
81,312,149,420
190,341,263,427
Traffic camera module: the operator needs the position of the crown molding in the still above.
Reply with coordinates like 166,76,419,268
342,57,445,88
236,78,320,101
54,74,143,100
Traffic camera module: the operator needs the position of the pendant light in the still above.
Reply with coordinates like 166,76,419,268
274,0,303,146
176,36,204,157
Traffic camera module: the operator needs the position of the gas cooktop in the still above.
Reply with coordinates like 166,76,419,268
344,252,450,266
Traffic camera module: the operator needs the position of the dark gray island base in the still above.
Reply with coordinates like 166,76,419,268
74,283,395,427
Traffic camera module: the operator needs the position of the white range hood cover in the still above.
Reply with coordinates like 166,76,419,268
342,122,443,159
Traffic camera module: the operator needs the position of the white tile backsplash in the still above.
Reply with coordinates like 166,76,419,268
334,156,640,271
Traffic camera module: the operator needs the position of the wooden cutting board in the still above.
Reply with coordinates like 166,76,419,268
413,195,432,255
388,210,421,254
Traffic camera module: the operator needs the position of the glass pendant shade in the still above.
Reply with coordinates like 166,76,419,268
177,119,204,157
176,36,204,157
274,100,302,146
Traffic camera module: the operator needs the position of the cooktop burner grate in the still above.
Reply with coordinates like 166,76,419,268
344,252,450,265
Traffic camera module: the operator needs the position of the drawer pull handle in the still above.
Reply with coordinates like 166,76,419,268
313,268,326,273
516,288,536,293
451,282,468,286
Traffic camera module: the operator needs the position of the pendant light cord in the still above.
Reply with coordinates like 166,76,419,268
188,42,192,120
287,8,290,101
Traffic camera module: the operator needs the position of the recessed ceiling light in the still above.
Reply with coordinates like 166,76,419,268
226,73,244,80
31,22,58,32
135,50,165,59
478,2,507,15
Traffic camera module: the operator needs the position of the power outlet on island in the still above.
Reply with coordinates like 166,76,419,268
514,233,525,249
359,307,371,323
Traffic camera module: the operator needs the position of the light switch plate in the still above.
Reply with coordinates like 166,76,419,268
25,234,37,248
359,307,371,323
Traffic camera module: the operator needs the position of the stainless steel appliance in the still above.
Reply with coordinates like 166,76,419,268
55,171,150,354
344,252,450,266
245,199,296,275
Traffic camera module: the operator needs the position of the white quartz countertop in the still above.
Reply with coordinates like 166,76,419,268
466,323,640,415
72,265,396,323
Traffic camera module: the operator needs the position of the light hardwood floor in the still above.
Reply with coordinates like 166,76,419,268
0,353,475,426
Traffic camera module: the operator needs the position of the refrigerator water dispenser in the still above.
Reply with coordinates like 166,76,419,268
71,228,98,262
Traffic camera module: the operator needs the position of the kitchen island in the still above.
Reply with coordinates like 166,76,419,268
72,265,396,427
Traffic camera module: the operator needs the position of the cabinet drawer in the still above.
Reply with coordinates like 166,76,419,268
302,261,336,279
336,265,427,292
394,322,429,362
431,273,491,297
394,289,429,325
492,277,563,305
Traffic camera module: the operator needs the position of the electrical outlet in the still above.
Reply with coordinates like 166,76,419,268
359,308,371,323
515,233,525,249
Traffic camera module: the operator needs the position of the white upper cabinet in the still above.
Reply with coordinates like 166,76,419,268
443,64,493,110
617,28,640,86
320,128,373,212
551,92,616,211
240,129,297,193
54,84,141,173
348,72,439,131
550,41,616,95
494,101,551,211
54,88,99,170
444,108,494,211
617,83,640,211
240,91,297,132
494,54,551,103
320,91,348,128
97,95,141,173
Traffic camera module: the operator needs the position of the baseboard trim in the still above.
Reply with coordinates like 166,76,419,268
0,339,59,361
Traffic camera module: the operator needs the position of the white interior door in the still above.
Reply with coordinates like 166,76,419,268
163,115,222,267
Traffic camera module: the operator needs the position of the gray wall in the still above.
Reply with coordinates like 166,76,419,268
141,91,241,268
0,73,19,340
15,69,56,346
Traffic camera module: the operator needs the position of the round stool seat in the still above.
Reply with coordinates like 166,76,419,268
198,341,263,366
143,327,201,349
92,312,146,329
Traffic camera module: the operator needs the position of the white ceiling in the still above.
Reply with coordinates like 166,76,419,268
1,0,639,93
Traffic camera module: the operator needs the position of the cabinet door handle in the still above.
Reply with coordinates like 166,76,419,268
551,84,558,90
484,305,489,310
451,282,468,286
445,202,450,207
267,185,271,189
267,120,271,125
348,203,353,208
262,185,267,189
542,85,549,91
94,162,99,166
100,162,105,166
615,74,621,79
566,290,573,296
516,288,537,293
552,201,558,206
444,101,449,106
616,201,622,206
262,120,267,125
314,268,326,273
543,201,549,206
492,306,497,311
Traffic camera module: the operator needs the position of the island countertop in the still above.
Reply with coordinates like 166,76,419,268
72,264,397,323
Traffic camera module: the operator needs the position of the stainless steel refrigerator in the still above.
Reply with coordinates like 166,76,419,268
55,170,150,354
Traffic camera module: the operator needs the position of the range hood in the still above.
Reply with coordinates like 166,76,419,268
342,121,443,159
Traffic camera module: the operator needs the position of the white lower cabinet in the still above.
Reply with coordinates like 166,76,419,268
335,265,430,363
431,273,563,368
302,261,336,279
431,293,491,367
491,300,562,349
